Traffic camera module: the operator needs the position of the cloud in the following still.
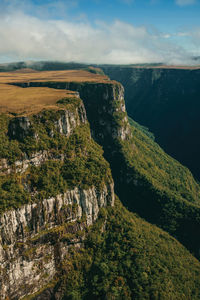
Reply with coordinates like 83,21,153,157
175,0,196,6
0,9,197,65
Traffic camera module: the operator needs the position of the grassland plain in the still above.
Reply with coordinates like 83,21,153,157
0,84,78,115
0,68,110,84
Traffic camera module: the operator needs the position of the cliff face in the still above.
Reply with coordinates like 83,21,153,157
1,67,200,299
14,81,131,146
0,91,114,299
0,184,114,300
101,66,200,180
8,100,86,141
12,79,200,257
0,99,87,176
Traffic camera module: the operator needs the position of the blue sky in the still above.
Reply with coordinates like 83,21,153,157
0,0,200,64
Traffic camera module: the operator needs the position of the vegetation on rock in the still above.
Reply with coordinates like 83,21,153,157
38,199,200,300
1,68,200,299
0,98,112,213
110,116,200,256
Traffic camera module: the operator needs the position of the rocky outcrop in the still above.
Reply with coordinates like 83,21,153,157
0,100,87,176
0,88,115,299
13,81,132,162
0,151,50,175
72,82,132,146
0,183,114,299
54,102,87,137
8,101,87,142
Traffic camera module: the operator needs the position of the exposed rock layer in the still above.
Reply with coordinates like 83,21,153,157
12,81,131,145
0,101,87,175
0,183,114,299
13,79,200,259
0,90,114,299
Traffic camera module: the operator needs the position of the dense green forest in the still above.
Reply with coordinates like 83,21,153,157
127,117,200,205
31,199,200,300
106,115,200,257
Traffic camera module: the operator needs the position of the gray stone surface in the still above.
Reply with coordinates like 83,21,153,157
0,183,114,299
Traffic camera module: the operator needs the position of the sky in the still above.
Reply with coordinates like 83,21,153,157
0,0,200,64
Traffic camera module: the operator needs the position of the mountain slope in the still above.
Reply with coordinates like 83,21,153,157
1,69,200,299
0,82,114,299
111,115,200,257
31,199,200,300
128,116,200,205
5,68,200,256
101,65,200,180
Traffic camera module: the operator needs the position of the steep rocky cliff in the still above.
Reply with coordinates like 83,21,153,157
0,90,114,299
30,199,200,300
1,69,200,299
101,65,200,180
13,81,131,145
13,76,200,257
0,184,114,299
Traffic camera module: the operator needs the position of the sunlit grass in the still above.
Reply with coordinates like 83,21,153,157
0,84,78,115
0,68,112,115
0,68,110,84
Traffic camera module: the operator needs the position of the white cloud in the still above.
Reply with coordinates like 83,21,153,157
175,0,196,6
0,10,197,65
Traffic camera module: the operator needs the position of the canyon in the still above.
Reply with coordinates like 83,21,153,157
0,67,200,299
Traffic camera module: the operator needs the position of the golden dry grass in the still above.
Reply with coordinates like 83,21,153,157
0,69,112,115
0,69,110,84
0,84,77,115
